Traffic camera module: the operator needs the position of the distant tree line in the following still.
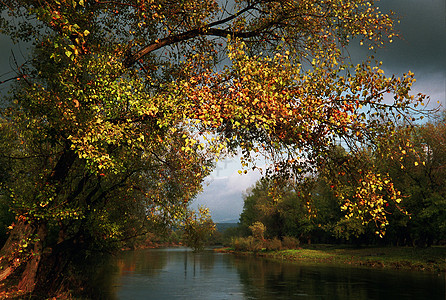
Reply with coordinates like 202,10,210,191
238,116,446,247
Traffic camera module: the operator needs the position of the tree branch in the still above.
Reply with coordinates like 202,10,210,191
124,4,279,67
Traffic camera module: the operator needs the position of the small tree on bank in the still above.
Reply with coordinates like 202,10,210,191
182,207,216,252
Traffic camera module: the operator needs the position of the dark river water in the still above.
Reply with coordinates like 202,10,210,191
93,248,445,300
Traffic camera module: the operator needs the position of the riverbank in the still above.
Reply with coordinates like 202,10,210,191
216,245,446,273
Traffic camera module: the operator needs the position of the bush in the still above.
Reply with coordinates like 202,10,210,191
282,236,300,249
264,237,282,251
232,236,263,252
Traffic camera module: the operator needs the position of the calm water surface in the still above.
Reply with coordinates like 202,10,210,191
94,248,445,300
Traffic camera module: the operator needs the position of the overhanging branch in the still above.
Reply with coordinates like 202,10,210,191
124,3,279,67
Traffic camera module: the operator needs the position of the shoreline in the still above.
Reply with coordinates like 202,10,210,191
216,245,446,273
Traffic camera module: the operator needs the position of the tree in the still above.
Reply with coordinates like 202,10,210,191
0,0,429,297
181,206,216,252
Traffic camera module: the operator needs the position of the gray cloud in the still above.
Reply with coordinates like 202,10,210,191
348,0,446,106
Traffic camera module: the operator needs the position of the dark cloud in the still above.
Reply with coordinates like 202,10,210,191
349,0,446,105
0,34,29,96
380,0,445,71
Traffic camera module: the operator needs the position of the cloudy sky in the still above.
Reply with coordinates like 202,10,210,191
194,0,446,222
1,1,445,222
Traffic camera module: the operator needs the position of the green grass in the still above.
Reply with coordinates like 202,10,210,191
221,245,446,273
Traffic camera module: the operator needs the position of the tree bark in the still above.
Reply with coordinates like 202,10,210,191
16,222,47,293
0,149,77,296
0,219,90,297
0,216,36,282
0,216,50,296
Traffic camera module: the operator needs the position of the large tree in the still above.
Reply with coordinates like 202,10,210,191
0,0,428,297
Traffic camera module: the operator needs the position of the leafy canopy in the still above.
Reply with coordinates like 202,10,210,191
0,0,429,246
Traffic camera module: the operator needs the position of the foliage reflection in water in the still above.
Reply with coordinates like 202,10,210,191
93,248,445,300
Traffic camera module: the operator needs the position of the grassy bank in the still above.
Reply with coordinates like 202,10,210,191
217,245,446,273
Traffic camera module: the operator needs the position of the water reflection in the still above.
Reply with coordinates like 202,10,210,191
107,248,244,299
233,255,445,299
94,248,445,300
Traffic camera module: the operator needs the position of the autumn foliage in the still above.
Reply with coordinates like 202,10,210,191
0,0,431,297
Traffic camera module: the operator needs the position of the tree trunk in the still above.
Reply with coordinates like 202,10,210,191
0,216,48,296
0,216,37,281
0,219,86,298
16,222,47,293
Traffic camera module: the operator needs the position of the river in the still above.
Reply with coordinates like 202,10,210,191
92,248,445,299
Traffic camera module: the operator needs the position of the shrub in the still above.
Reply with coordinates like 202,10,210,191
264,237,282,251
232,236,263,252
282,236,300,249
